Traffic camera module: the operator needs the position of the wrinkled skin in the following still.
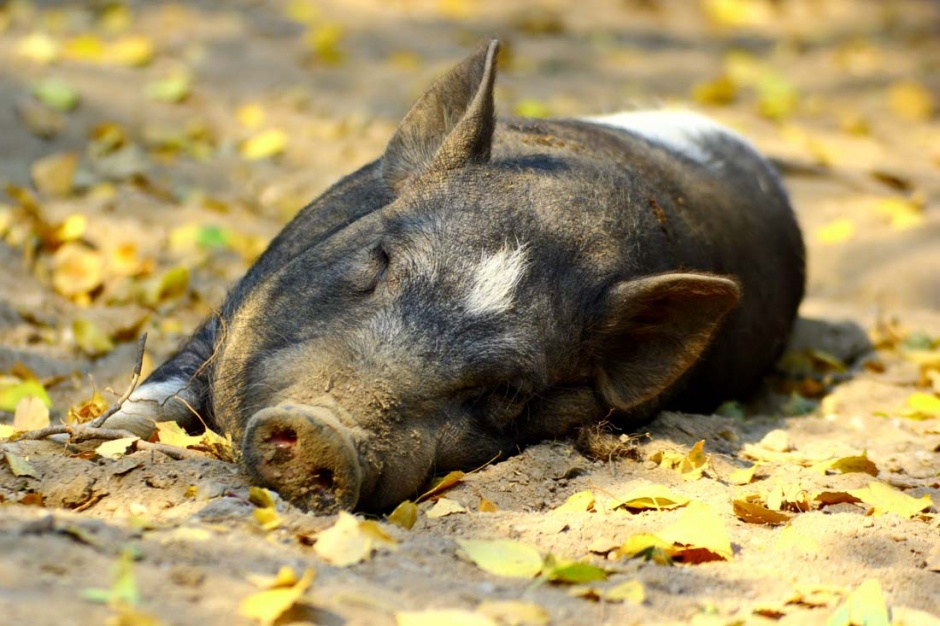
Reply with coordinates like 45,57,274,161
104,41,805,513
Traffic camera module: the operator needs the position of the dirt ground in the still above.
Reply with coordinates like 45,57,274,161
1,1,939,625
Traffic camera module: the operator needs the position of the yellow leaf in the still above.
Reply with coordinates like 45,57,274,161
141,265,189,307
387,500,418,530
888,80,934,122
246,565,302,589
62,35,106,62
13,395,50,431
902,392,940,420
619,535,675,564
616,484,690,512
815,219,856,245
1,378,52,412
456,539,543,578
732,499,791,525
396,610,496,626
314,512,397,567
240,129,289,161
847,482,932,518
253,507,281,532
31,152,78,196
239,568,314,626
305,24,345,65
17,33,61,64
541,556,608,584
0,424,14,440
32,78,80,112
552,489,595,514
109,35,155,67
659,501,733,561
680,440,709,480
155,422,203,448
426,497,467,519
73,318,115,357
728,463,759,485
692,75,738,106
478,498,498,513
236,103,266,130
875,197,924,231
827,579,889,626
477,600,549,625
5,451,40,478
702,0,774,27
146,74,191,103
513,99,551,118
51,243,104,299
284,0,320,24
603,579,647,605
417,470,465,502
812,455,879,477
96,437,140,460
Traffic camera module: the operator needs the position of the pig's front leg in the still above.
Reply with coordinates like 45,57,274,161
102,317,219,438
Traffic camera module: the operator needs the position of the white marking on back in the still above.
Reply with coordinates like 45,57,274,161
465,245,529,316
583,110,751,166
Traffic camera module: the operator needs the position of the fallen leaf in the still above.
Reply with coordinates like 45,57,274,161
417,470,465,502
96,437,140,460
477,600,549,625
692,75,738,106
513,99,551,118
787,583,846,608
83,547,140,606
888,80,934,122
680,440,709,480
314,511,397,567
17,33,60,64
155,421,203,449
305,24,345,65
240,129,288,160
732,499,792,525
73,318,115,357
615,484,690,512
875,197,924,231
387,500,418,530
0,424,14,440
32,78,80,112
236,103,266,129
847,482,933,518
815,219,856,245
146,74,191,103
659,501,733,561
13,395,50,431
478,498,498,513
5,451,40,478
31,152,78,197
426,497,467,519
108,35,155,67
249,486,281,531
140,265,189,308
812,455,879,477
239,567,315,626
552,489,595,513
0,378,52,412
456,539,543,578
728,463,759,485
618,534,674,565
901,392,940,420
51,243,104,299
827,579,889,626
396,609,495,626
571,579,647,605
541,556,608,584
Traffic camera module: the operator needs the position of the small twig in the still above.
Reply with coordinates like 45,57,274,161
69,427,139,444
136,441,206,461
20,425,69,441
88,333,147,429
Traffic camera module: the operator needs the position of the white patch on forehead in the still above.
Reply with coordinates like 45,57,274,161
582,110,750,167
465,244,529,316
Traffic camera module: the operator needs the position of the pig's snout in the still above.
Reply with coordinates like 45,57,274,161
243,403,363,513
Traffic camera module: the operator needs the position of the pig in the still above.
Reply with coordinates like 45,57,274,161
103,41,805,513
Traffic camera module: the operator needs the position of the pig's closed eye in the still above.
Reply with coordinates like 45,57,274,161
462,382,532,427
355,244,390,293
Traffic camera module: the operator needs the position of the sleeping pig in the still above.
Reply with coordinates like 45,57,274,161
103,41,805,513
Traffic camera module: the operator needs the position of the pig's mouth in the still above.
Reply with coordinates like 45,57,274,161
242,401,367,513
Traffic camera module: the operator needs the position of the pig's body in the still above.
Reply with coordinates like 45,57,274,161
105,42,804,512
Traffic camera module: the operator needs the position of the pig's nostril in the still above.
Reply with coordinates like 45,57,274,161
267,428,298,449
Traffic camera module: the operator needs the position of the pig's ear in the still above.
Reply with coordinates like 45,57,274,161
383,40,499,191
592,273,741,411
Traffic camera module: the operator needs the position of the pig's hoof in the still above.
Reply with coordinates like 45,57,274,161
242,403,363,513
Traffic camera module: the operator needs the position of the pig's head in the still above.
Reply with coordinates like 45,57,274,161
206,41,741,513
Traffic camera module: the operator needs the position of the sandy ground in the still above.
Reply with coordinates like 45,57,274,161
1,1,939,625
